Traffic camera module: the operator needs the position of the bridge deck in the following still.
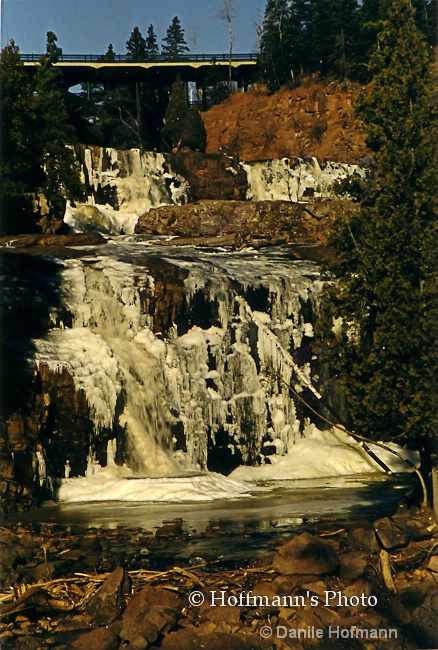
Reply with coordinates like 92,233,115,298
21,53,258,87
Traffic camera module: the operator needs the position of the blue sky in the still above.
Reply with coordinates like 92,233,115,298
1,0,265,55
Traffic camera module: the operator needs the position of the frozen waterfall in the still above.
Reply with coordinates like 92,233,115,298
65,147,366,235
32,243,326,479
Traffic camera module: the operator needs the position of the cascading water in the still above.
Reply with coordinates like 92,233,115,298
65,148,191,235
32,243,325,482
242,157,366,202
64,147,365,236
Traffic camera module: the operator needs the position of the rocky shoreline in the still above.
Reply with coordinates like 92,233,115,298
1,503,437,649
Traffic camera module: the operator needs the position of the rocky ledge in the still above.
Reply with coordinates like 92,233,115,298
1,504,437,650
135,199,358,249
0,233,107,256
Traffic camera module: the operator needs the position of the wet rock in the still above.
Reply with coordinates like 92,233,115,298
427,555,438,572
71,625,119,650
119,619,158,649
374,517,407,550
273,532,339,576
347,526,379,553
53,614,92,634
0,232,107,248
339,551,369,580
0,540,20,573
411,589,438,648
155,518,183,538
135,198,358,249
120,585,181,648
8,636,44,650
85,566,130,625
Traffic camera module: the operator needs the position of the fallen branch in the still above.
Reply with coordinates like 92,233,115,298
380,550,397,593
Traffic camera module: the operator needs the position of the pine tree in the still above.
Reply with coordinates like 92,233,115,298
145,24,159,58
180,106,207,151
35,32,85,207
0,40,40,232
45,30,62,64
259,0,294,90
161,17,190,60
101,43,116,62
319,0,437,478
161,75,189,150
126,27,147,62
306,0,360,79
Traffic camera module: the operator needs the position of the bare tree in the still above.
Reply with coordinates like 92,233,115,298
218,0,238,94
189,24,199,56
254,9,263,54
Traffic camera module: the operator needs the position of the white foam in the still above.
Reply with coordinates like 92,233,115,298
59,466,253,503
230,425,420,481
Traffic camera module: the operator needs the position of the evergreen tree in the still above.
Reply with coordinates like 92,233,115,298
145,24,159,58
259,0,295,90
45,30,62,64
319,0,437,478
126,27,147,62
34,32,85,207
306,0,360,79
161,75,189,150
101,43,116,61
0,40,40,232
180,106,207,151
162,17,190,60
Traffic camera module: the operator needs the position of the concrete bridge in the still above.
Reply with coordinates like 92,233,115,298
21,53,258,88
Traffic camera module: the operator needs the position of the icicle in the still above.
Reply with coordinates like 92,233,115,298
36,450,46,486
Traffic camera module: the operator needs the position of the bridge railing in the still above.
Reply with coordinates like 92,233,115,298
21,52,258,63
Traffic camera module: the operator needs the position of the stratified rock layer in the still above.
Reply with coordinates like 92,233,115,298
135,198,358,247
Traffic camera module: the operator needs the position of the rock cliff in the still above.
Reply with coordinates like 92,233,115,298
203,80,371,163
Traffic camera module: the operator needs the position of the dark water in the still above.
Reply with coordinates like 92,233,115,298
13,473,415,566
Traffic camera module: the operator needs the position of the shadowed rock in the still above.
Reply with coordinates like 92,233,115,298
273,532,339,576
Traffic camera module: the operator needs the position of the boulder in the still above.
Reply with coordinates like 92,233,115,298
374,517,407,550
411,589,438,649
85,566,130,625
273,533,339,576
71,626,119,650
120,585,181,648
155,518,183,538
347,526,379,553
135,198,358,249
339,551,369,580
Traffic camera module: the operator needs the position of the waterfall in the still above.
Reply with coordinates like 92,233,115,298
65,148,191,235
33,244,325,478
242,157,366,202
66,148,365,236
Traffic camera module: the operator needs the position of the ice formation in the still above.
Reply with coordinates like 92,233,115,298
242,157,366,202
65,148,365,235
65,148,190,235
33,244,327,479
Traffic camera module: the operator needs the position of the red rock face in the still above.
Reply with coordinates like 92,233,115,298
167,152,248,201
203,80,372,163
